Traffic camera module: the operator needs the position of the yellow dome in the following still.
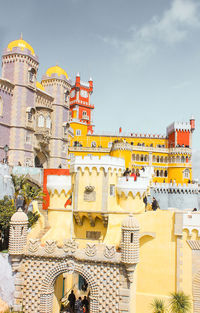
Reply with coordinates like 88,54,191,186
46,66,68,80
7,39,35,55
36,81,45,91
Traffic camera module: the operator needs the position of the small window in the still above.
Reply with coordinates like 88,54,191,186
136,154,139,161
65,90,69,102
28,68,36,83
132,154,135,161
141,155,144,162
156,170,159,177
25,158,32,167
183,169,190,179
76,129,81,136
38,115,44,127
0,96,3,116
28,112,32,121
46,116,51,129
157,156,160,163
82,111,87,117
25,131,32,144
91,141,96,148
131,233,133,243
110,184,115,196
86,231,101,240
164,170,168,177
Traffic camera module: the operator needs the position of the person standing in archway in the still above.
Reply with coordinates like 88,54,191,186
68,290,76,312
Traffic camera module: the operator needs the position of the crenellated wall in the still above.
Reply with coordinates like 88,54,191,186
151,182,199,210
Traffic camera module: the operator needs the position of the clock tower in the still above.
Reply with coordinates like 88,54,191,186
69,73,94,134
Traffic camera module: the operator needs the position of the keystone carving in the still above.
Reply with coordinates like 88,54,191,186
28,239,40,253
104,245,116,259
63,240,78,254
85,243,97,257
44,240,57,254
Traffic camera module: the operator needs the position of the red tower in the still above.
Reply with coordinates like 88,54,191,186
69,73,94,134
167,120,195,148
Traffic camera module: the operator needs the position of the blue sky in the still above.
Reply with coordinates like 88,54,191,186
0,0,200,177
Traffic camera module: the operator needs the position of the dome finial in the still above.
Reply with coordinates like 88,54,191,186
20,32,23,40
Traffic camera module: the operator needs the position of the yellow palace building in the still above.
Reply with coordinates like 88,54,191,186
68,74,195,186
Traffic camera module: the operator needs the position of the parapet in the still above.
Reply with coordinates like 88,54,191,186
167,121,191,135
152,183,199,194
70,155,125,173
47,175,71,195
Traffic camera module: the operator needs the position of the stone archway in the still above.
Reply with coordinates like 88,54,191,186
34,151,48,168
193,270,200,313
40,260,99,313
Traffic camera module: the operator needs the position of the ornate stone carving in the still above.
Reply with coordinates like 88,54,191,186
85,185,95,193
63,240,78,254
44,240,57,254
66,260,75,274
84,185,96,202
85,243,97,257
28,239,40,253
104,245,116,259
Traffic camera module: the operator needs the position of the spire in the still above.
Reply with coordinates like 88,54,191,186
20,32,23,40
76,72,80,77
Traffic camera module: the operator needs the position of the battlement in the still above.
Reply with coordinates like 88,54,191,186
152,182,199,194
70,155,125,173
47,175,71,195
167,121,191,135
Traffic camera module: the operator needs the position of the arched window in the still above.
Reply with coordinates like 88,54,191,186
164,157,168,163
28,68,36,83
153,155,156,162
76,129,81,136
136,154,139,161
0,96,3,116
91,141,96,148
183,169,190,179
160,170,163,177
172,156,175,163
160,156,163,163
132,154,135,161
156,170,159,177
176,156,180,163
168,157,171,163
181,156,185,163
38,114,44,127
144,155,148,162
46,115,51,129
82,111,87,117
164,170,168,177
157,156,160,163
140,154,144,162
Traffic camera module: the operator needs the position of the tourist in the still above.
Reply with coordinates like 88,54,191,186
75,297,83,313
136,168,140,177
82,296,89,313
143,196,147,209
123,168,131,181
130,168,137,181
152,197,159,211
68,290,76,312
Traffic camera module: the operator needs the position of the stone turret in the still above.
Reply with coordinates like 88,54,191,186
121,214,140,282
9,208,28,255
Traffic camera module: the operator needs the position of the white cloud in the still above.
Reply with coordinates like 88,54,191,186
102,0,200,63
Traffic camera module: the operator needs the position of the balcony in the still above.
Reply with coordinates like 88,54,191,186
117,167,154,197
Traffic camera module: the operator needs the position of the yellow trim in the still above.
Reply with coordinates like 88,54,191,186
7,39,35,55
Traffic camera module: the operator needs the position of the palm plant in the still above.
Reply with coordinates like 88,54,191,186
169,292,191,313
151,298,167,313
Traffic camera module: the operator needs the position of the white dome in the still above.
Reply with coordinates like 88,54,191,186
122,214,139,230
11,208,28,223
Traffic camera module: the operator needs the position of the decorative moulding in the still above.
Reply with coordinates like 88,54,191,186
70,156,125,173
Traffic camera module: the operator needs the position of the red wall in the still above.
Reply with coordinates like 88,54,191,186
43,169,70,210
168,132,176,147
177,130,190,147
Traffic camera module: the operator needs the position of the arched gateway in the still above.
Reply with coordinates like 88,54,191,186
40,260,99,313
